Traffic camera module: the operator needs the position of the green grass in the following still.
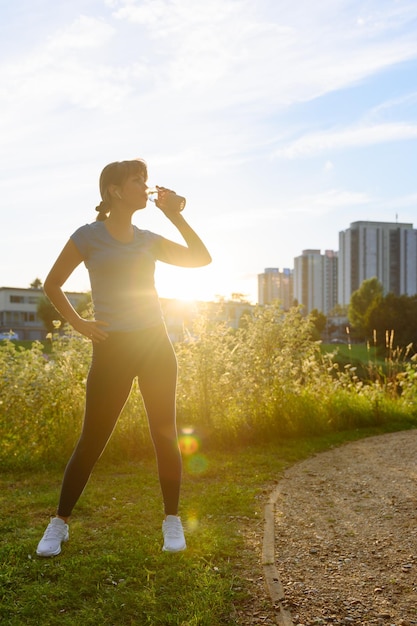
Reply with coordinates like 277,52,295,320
1,426,413,626
321,342,378,362
321,342,390,382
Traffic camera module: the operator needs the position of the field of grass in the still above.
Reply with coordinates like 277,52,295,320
1,427,409,626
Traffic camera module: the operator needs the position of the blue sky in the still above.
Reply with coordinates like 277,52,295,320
1,0,417,302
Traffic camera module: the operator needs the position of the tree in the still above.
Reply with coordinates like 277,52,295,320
348,278,383,340
328,303,348,318
367,293,417,350
308,309,327,341
30,278,43,289
230,293,250,303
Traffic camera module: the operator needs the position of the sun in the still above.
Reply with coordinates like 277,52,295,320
155,264,222,302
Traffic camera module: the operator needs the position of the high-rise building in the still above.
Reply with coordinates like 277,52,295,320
323,249,339,313
293,250,338,315
258,267,293,309
338,221,417,306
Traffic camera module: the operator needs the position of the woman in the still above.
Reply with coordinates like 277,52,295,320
36,158,211,556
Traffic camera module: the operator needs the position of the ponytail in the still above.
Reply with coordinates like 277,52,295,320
95,200,109,221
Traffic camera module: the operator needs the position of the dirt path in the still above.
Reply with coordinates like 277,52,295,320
265,430,417,626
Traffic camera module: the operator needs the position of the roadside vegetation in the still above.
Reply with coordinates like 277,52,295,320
1,302,416,624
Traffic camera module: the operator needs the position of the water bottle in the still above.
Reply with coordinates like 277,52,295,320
147,187,186,212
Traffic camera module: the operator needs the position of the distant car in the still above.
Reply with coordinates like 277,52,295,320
0,331,19,341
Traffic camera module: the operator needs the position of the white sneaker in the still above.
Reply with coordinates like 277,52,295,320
36,518,69,557
162,515,186,552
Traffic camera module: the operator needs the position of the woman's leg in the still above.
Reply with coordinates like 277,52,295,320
57,338,134,518
136,327,181,516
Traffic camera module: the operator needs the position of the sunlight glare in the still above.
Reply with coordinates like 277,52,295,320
155,264,226,303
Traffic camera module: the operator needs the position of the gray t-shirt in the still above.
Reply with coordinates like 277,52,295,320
71,221,164,331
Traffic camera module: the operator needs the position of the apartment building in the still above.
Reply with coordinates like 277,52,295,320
257,267,293,309
338,221,417,306
293,249,338,315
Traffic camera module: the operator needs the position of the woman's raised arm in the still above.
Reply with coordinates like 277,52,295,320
154,211,212,267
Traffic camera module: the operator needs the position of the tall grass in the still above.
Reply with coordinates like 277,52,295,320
1,303,416,470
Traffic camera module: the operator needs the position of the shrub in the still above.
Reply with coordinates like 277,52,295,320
0,333,90,468
1,304,416,469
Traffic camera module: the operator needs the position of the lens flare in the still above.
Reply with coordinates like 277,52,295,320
178,429,200,456
179,428,209,474
186,453,208,475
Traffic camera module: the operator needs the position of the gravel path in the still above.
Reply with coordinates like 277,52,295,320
268,430,417,626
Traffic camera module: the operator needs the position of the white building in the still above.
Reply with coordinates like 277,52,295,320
338,221,417,306
0,287,86,341
293,250,338,315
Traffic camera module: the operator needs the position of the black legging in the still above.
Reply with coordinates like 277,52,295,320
57,324,181,517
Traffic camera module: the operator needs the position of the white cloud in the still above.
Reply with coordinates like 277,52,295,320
369,91,417,118
104,0,417,112
0,15,128,118
273,122,417,159
2,0,417,136
45,14,114,51
355,2,417,36
285,189,372,215
203,188,373,233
